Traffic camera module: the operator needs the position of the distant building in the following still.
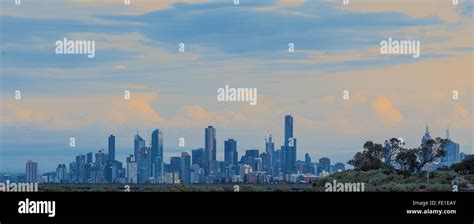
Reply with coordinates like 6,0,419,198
108,135,115,162
304,153,312,174
192,148,204,168
151,129,163,163
421,125,432,145
318,157,331,175
204,126,217,175
170,157,181,174
126,155,138,184
56,164,67,183
282,115,297,173
181,152,191,184
137,147,152,183
441,128,460,166
224,139,238,166
265,133,275,175
26,160,38,183
134,134,146,160
86,152,93,164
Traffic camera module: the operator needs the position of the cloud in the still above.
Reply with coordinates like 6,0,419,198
326,0,465,22
72,0,210,14
373,96,403,125
113,65,127,70
1,93,163,130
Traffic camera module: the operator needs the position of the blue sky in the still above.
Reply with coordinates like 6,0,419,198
0,0,473,173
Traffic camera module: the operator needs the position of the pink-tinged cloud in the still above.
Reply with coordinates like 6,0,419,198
373,96,403,125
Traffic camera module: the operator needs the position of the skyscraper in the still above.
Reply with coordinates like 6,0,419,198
26,160,38,183
108,134,115,162
181,152,191,184
265,133,275,175
151,129,163,162
126,155,138,184
421,124,432,145
304,153,312,174
192,148,204,168
137,147,151,183
86,152,93,164
134,134,146,159
441,128,460,166
204,126,216,174
170,157,182,173
224,139,238,166
154,156,164,183
283,115,297,173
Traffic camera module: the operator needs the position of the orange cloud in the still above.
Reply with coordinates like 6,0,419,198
327,0,463,22
373,96,403,125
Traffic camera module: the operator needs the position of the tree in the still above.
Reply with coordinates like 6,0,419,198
415,138,447,173
383,138,404,166
348,141,390,171
451,155,474,174
395,148,419,173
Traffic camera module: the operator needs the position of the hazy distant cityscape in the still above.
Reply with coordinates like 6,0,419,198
0,115,468,186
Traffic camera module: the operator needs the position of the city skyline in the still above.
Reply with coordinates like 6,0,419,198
1,117,467,177
1,0,473,173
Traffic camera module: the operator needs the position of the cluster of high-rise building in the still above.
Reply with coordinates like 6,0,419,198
422,125,463,170
16,115,349,184
2,120,469,184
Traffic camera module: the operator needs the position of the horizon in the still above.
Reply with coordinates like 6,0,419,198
1,0,473,173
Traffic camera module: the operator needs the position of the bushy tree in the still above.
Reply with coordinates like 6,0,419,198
451,155,474,174
383,138,405,166
348,141,391,171
396,148,419,173
415,138,447,172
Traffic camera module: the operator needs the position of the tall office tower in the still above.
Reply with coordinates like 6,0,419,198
151,129,163,162
244,149,259,170
154,156,164,183
170,157,181,173
126,155,138,184
86,152,93,164
134,134,146,159
304,153,312,174
137,147,152,183
56,164,67,183
26,160,38,183
75,155,86,183
441,128,460,166
181,152,191,184
204,126,216,174
108,135,116,162
265,133,275,175
421,124,432,145
283,115,297,173
192,148,204,168
224,139,238,166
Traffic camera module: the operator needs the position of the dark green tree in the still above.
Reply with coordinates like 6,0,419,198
348,141,390,171
451,155,474,174
395,148,419,173
383,138,405,166
415,138,447,173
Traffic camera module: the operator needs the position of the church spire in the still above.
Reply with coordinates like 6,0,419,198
446,126,450,139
